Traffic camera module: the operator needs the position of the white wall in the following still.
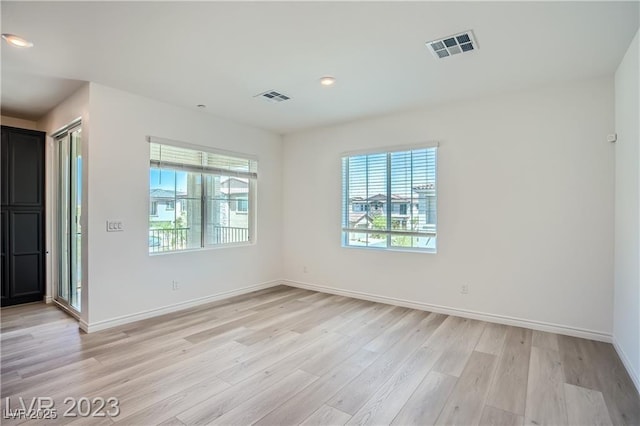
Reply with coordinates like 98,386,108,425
614,30,639,390
282,77,615,338
37,84,90,320
85,84,282,325
1,115,39,130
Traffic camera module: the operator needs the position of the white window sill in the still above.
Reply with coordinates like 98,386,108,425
341,244,436,254
149,240,255,256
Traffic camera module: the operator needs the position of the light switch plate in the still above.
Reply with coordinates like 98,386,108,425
106,221,124,232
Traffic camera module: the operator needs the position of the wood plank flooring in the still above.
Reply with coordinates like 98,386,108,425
1,285,638,425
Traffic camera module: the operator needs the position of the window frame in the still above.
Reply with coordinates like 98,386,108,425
148,137,257,255
341,143,438,253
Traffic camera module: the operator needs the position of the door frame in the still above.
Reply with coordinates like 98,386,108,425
51,119,82,316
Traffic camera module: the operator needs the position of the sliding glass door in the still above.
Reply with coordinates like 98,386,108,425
57,126,82,311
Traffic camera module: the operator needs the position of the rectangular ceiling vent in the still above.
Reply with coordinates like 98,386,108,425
255,90,291,103
426,30,478,59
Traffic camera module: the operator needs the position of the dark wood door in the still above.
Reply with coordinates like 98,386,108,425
1,126,46,306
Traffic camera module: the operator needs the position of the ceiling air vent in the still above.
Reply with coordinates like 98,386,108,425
426,30,478,59
255,90,291,103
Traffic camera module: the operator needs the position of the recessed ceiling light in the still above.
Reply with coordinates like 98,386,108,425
319,76,336,86
1,34,34,48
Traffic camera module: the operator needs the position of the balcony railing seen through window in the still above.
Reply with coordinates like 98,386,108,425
149,226,249,253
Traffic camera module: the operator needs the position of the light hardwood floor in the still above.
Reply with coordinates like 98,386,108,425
1,285,638,425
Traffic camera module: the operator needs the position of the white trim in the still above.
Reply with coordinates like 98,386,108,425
51,117,82,139
149,240,255,257
341,141,439,157
44,295,53,304
613,337,640,395
282,279,613,343
79,280,281,333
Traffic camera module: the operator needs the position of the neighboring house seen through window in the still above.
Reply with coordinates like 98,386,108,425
148,139,257,253
342,146,437,251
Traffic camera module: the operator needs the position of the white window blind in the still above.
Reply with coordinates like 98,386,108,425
342,146,437,251
149,142,257,179
148,140,256,253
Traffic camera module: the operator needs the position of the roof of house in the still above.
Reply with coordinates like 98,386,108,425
221,177,248,187
349,213,373,224
413,183,436,191
351,193,411,203
220,177,249,195
149,188,184,199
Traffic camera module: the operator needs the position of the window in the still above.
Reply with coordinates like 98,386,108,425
342,146,437,251
237,199,249,213
148,139,257,253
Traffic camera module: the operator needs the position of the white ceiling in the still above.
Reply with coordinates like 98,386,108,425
1,1,638,134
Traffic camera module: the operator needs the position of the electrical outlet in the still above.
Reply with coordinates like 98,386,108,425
461,284,469,295
172,280,180,291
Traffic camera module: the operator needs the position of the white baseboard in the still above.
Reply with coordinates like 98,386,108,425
613,337,640,395
79,280,281,333
44,295,53,304
282,279,612,343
